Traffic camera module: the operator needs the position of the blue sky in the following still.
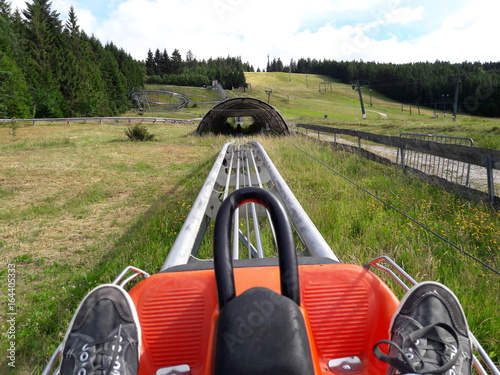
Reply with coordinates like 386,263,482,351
10,0,498,70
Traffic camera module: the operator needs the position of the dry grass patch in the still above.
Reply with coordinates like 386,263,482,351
0,123,210,268
0,123,229,372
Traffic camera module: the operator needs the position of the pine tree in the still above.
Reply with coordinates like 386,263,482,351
0,0,144,118
87,35,114,115
105,42,143,106
0,0,11,17
101,43,128,114
158,49,170,75
60,6,81,115
22,0,66,117
145,49,155,76
153,48,161,75
171,49,182,75
61,7,110,116
0,54,32,118
0,10,31,118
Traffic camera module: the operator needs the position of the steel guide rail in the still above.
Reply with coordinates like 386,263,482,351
249,141,339,261
160,142,232,270
161,141,338,270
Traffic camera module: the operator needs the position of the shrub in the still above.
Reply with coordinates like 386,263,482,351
124,124,156,141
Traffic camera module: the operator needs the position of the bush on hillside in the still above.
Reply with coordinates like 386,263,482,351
124,124,156,141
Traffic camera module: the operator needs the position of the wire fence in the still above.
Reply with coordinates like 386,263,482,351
294,124,500,207
397,133,474,187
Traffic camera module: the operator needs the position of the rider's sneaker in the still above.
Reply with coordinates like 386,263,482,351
374,281,472,375
59,284,140,375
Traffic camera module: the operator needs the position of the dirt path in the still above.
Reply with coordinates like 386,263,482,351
366,109,388,119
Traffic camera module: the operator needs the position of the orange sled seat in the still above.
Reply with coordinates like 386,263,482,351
129,266,218,375
128,259,398,375
299,262,399,374
129,187,398,375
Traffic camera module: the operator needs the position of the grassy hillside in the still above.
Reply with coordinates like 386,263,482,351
234,72,399,119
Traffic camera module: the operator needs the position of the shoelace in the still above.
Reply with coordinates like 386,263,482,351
374,322,460,375
66,325,124,375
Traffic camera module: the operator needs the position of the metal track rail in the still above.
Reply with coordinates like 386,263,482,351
161,142,232,269
160,141,338,270
249,141,338,260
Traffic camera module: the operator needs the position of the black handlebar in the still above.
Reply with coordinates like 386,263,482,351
213,187,300,309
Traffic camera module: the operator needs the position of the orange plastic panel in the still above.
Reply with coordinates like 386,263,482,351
129,270,218,375
128,263,399,375
299,263,399,374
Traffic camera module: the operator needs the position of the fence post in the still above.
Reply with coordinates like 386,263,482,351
400,142,406,168
486,156,495,205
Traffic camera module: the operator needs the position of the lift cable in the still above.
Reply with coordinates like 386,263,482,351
286,139,500,276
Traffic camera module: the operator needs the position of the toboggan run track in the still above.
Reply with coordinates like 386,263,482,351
43,141,499,375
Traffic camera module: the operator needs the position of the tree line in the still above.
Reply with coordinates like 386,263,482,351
268,57,500,117
144,48,252,89
0,0,143,119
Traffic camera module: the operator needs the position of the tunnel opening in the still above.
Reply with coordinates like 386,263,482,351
196,97,289,136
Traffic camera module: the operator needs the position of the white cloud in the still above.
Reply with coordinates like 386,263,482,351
399,0,499,63
7,0,498,68
75,8,98,33
385,6,425,25
9,0,97,31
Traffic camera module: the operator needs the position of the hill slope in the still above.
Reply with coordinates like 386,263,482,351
229,72,429,121
224,72,499,149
